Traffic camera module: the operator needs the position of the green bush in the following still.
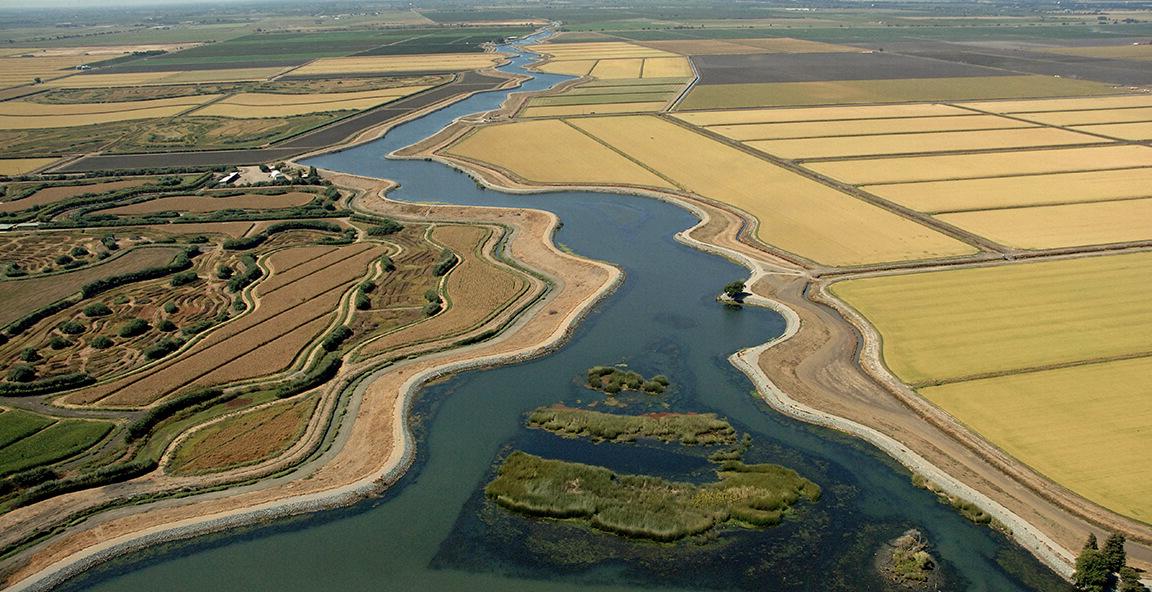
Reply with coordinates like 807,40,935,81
8,364,36,383
83,302,112,317
142,338,183,360
117,319,150,338
163,301,179,314
222,235,267,251
70,246,89,257
0,372,94,396
366,219,404,236
55,254,74,266
169,271,199,286
355,292,371,310
216,265,234,280
90,335,113,349
49,335,72,350
158,319,177,332
181,320,213,336
59,320,86,335
423,301,442,317
321,325,353,352
19,348,40,362
433,250,457,276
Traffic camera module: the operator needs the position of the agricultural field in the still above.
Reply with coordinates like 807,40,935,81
701,114,1035,142
445,119,676,189
0,54,121,90
935,199,1152,249
831,252,1152,519
677,76,1127,110
291,54,505,76
863,168,1152,213
0,415,112,476
562,116,976,266
0,176,183,214
190,85,433,118
527,41,692,79
96,192,319,216
1039,44,1152,61
519,77,690,117
167,394,319,475
0,158,59,176
1075,122,1152,141
744,127,1106,160
0,246,185,328
673,103,973,125
44,68,292,88
635,38,860,55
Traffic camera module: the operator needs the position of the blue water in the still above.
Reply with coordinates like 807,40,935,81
65,32,1070,592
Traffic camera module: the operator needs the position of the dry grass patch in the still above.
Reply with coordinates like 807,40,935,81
191,86,432,118
678,76,1124,110
568,115,976,266
526,42,675,60
292,54,503,76
534,59,596,77
521,102,670,118
705,114,1034,141
0,178,163,213
590,58,644,79
0,55,114,89
0,94,220,130
920,356,1152,522
935,198,1152,249
806,145,1152,185
98,192,317,216
864,168,1152,213
1042,44,1152,61
640,57,693,78
167,394,319,475
0,158,59,176
673,103,973,126
44,68,288,88
829,251,1152,383
746,127,1108,160
445,119,675,189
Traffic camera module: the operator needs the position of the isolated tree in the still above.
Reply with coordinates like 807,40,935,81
723,280,745,298
1074,533,1113,592
1103,534,1127,574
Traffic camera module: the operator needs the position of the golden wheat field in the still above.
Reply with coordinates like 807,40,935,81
1075,121,1152,141
921,356,1152,521
0,104,216,130
0,55,113,89
521,102,670,117
864,167,1152,213
525,41,676,60
806,145,1152,185
293,54,503,76
672,103,973,126
590,58,643,79
935,198,1152,249
960,94,1152,113
639,56,694,78
445,119,676,189
0,157,59,175
0,94,218,116
705,114,1034,141
565,115,977,266
829,251,1152,384
746,127,1108,160
1011,106,1152,126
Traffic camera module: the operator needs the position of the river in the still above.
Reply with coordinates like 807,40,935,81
62,32,1070,592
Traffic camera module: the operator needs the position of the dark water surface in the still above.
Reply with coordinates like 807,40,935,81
66,33,1068,592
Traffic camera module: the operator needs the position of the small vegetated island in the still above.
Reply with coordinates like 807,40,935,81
586,365,670,395
487,368,819,542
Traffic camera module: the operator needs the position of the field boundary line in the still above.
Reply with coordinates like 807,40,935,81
557,118,688,191
910,350,1152,389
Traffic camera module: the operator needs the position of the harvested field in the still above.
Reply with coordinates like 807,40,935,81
864,168,1152,213
829,251,1152,384
0,158,58,176
445,120,676,189
167,394,319,475
97,192,317,216
638,38,859,55
746,127,1107,160
0,246,184,328
566,115,976,266
0,106,201,130
935,198,1152,249
362,225,530,356
563,83,686,96
703,114,1035,141
126,221,255,239
525,42,676,60
0,419,112,476
673,103,973,126
291,54,503,76
1041,44,1152,61
640,57,693,78
77,243,386,407
0,177,167,213
806,145,1152,185
0,55,118,90
959,94,1152,114
347,224,440,345
521,102,670,118
920,356,1152,521
1074,121,1152,141
678,76,1124,110
528,92,674,106
191,86,432,118
534,59,595,77
1010,106,1152,126
691,53,1007,85
44,68,289,88
590,58,643,79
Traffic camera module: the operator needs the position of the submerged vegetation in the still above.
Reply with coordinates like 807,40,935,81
586,365,670,395
526,405,736,446
485,452,820,542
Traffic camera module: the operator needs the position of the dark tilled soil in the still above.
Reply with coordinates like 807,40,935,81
692,52,1012,84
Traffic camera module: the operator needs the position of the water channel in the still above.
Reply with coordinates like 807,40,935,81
64,32,1070,592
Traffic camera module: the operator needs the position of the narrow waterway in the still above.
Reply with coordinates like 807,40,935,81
63,34,1070,592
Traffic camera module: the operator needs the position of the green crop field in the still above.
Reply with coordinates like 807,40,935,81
0,419,112,476
0,409,54,449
